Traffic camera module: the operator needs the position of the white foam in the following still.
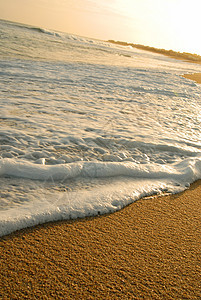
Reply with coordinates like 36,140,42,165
1,156,201,237
2,154,201,182
0,177,186,237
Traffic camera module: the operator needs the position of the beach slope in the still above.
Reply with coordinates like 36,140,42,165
1,180,201,299
183,73,201,84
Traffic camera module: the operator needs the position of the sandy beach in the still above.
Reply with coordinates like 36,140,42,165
1,16,201,300
183,73,201,84
1,179,201,299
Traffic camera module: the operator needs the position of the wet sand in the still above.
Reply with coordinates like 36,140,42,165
1,180,201,299
183,73,201,84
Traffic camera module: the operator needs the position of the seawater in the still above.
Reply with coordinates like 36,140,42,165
1,19,201,237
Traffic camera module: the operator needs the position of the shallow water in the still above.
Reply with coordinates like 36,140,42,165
1,19,201,236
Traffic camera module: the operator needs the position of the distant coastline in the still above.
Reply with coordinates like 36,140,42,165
107,40,201,64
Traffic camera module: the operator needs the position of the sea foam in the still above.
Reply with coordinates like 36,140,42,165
1,156,201,237
1,157,201,182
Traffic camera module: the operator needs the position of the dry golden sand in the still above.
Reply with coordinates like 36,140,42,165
183,73,201,84
1,180,201,299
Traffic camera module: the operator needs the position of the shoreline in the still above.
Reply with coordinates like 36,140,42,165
107,40,201,65
182,73,201,84
1,180,201,299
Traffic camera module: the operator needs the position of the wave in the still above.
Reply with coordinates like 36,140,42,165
1,156,201,183
1,156,201,237
1,19,62,38
23,26,63,38
0,176,169,237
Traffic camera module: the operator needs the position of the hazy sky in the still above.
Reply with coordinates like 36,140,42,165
1,0,201,54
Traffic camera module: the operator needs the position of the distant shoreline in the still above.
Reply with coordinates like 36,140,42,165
182,73,201,84
107,40,201,65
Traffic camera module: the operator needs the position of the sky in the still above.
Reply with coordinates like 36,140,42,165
0,0,201,55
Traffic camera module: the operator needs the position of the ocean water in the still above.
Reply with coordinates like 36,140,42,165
1,19,201,237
